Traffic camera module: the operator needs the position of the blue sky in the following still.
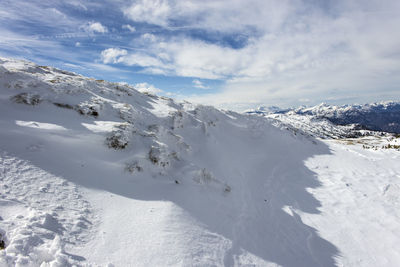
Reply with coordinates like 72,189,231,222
1,0,400,110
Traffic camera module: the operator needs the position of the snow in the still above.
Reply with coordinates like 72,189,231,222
265,113,359,139
81,121,127,133
0,57,400,266
0,152,94,266
302,141,400,266
16,120,67,131
148,97,179,117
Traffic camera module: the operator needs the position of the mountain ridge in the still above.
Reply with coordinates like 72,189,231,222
246,101,400,138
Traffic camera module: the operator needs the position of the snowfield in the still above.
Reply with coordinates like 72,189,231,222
0,57,399,266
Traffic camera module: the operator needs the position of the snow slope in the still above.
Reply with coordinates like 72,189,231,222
0,57,399,266
302,141,400,266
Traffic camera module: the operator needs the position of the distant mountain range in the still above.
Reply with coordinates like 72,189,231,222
246,102,400,138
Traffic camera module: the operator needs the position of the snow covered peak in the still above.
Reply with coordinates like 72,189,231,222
296,102,400,134
295,101,400,116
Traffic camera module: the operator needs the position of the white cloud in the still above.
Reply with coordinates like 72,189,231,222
104,0,400,108
192,79,209,89
123,0,171,26
2,0,398,109
120,0,400,76
122,24,136,32
122,0,297,34
82,21,108,34
100,48,127,64
134,82,163,94
100,38,246,79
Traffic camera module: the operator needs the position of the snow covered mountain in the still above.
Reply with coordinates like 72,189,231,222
295,102,400,133
1,58,400,266
246,102,400,139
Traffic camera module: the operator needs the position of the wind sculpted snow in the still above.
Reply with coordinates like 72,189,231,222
1,57,339,266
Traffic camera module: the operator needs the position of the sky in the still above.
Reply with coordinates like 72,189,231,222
1,0,400,111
